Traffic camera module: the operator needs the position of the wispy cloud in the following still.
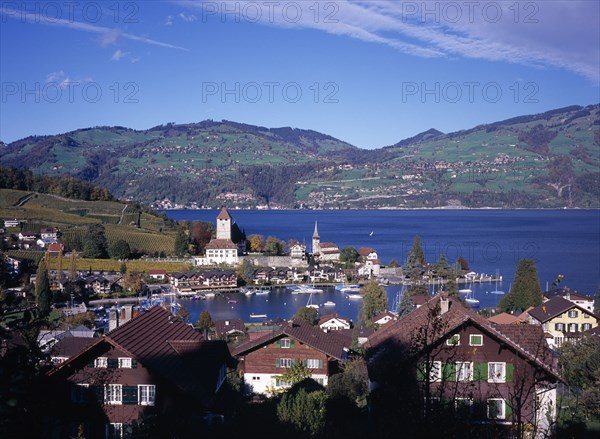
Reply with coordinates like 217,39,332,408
165,15,174,26
178,0,598,82
0,5,189,51
179,12,197,23
111,49,130,61
45,70,92,88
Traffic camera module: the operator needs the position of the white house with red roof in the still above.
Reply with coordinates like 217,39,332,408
193,207,241,266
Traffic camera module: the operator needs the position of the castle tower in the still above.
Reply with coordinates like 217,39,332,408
312,221,320,257
216,207,232,240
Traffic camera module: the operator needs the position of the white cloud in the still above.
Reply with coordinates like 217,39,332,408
46,70,66,83
165,15,174,26
111,49,130,61
44,71,92,88
178,12,197,22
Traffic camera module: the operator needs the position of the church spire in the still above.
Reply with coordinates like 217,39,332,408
312,221,320,239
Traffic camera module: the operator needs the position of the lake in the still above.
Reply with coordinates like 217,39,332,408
164,209,600,323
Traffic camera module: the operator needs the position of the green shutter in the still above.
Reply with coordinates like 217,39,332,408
506,363,514,382
416,362,425,381
123,386,138,405
131,359,137,369
290,340,295,348
505,399,512,419
443,363,456,381
276,358,280,368
474,363,488,381
302,359,307,367
276,340,281,348
319,359,323,369
107,358,118,369
94,385,104,403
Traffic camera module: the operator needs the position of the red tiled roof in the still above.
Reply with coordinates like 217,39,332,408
358,247,375,256
214,319,246,336
320,242,338,249
487,312,521,325
231,319,350,360
318,314,351,325
148,269,167,275
205,239,237,249
48,243,64,252
217,207,231,220
366,295,560,380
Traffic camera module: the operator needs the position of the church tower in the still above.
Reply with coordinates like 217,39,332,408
216,207,232,240
312,221,320,257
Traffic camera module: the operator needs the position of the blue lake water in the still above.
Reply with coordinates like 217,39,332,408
164,209,600,323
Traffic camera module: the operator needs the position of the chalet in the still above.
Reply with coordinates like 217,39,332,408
231,319,350,395
319,314,352,331
370,311,396,327
201,270,237,288
147,269,168,281
365,294,562,438
214,319,246,342
18,232,36,241
525,296,599,349
289,243,306,259
84,275,122,296
358,247,378,261
543,287,595,313
46,306,236,438
47,242,65,256
4,255,23,278
40,227,60,239
3,218,21,228
308,265,344,283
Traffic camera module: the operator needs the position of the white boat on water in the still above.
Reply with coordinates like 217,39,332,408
323,301,336,307
489,270,504,295
340,285,361,294
250,313,267,318
291,285,324,294
346,293,363,299
306,293,319,309
254,289,270,296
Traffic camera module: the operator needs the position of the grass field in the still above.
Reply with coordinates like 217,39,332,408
44,256,192,273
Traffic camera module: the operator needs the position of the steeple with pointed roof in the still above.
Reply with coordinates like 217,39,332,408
216,207,232,240
312,221,320,257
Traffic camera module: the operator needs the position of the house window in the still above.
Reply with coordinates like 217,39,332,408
487,399,506,419
568,310,578,318
71,383,89,403
94,357,107,368
469,334,483,346
555,323,564,331
138,385,155,406
105,384,122,405
488,362,506,383
554,336,563,347
275,378,290,388
118,358,132,368
306,359,321,369
252,376,260,381
456,362,472,382
278,358,293,368
455,398,473,415
429,361,442,382
280,339,291,348
446,334,460,346
582,323,592,331
568,323,578,332
107,423,123,439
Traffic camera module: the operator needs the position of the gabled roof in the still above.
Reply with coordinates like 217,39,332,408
318,314,352,326
49,307,235,405
487,312,522,325
217,207,231,220
231,319,350,361
528,296,595,323
366,295,560,381
320,242,338,249
50,336,97,357
205,239,237,249
358,247,376,256
214,319,246,336
371,311,396,325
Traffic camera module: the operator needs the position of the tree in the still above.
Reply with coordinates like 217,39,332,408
265,236,285,256
175,305,191,323
174,231,188,257
432,254,450,279
237,259,255,285
396,289,415,317
196,310,214,338
81,224,108,259
35,260,51,317
189,221,213,255
119,262,127,275
122,271,144,294
498,259,542,313
249,234,265,253
108,239,130,260
277,386,327,437
457,255,470,272
404,235,426,281
360,280,388,327
294,307,318,325
388,259,400,268
327,357,369,408
340,246,359,264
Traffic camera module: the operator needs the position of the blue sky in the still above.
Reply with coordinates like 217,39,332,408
1,0,598,149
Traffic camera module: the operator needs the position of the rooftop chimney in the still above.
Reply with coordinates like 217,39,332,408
440,293,450,315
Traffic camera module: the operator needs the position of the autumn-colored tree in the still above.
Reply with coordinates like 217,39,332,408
359,280,388,327
249,234,265,252
196,310,214,338
294,306,318,325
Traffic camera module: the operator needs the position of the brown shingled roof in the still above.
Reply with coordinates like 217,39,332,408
487,312,521,325
205,239,237,249
49,337,97,358
528,296,593,323
217,207,231,220
358,247,376,256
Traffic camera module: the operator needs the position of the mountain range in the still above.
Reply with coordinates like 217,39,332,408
1,104,598,209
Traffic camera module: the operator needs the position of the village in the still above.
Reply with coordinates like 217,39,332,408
2,207,599,439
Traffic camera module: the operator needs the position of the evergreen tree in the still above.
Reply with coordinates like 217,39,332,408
396,289,416,317
444,277,458,298
35,260,51,317
196,310,214,338
277,387,327,437
498,259,542,313
403,235,426,280
108,239,130,260
433,254,450,279
360,280,388,327
174,231,188,257
81,224,108,259
236,259,255,285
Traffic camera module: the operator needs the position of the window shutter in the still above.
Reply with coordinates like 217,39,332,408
131,359,137,369
276,340,281,348
443,363,456,381
506,363,514,382
474,363,487,381
302,359,307,367
123,386,137,405
276,358,280,368
94,385,104,403
107,358,118,369
416,363,425,381
290,340,295,348
505,399,512,418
